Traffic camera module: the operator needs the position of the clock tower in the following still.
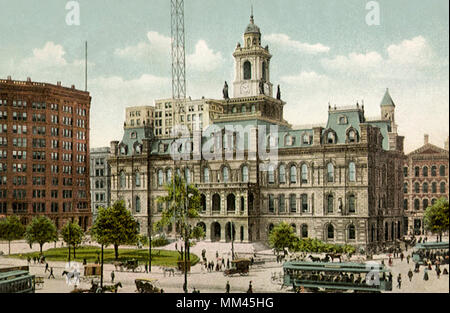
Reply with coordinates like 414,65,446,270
233,14,273,98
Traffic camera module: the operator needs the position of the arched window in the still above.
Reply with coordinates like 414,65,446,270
242,165,249,183
327,224,334,239
348,195,356,213
289,194,296,213
414,167,420,177
279,164,286,184
184,168,191,184
166,169,172,183
423,166,428,177
232,106,237,113
349,162,356,182
203,167,210,183
423,199,429,210
327,132,335,144
268,194,274,213
348,130,357,143
243,61,252,80
279,194,285,212
403,183,408,194
290,165,297,183
157,170,164,187
348,224,356,240
223,167,229,183
440,182,446,193
414,182,420,193
327,163,334,182
119,171,126,189
302,133,310,145
135,196,141,213
251,104,256,113
432,182,437,193
403,167,408,177
212,194,221,211
440,165,446,176
422,182,428,193
301,224,308,238
201,194,207,212
135,172,141,187
227,194,236,212
301,164,308,183
431,166,437,176
241,105,246,113
268,165,275,184
327,194,334,213
414,199,420,210
301,194,308,212
403,199,408,210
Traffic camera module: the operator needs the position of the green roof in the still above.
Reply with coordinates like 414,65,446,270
380,88,395,107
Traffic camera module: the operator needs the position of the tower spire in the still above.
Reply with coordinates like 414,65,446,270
250,4,254,23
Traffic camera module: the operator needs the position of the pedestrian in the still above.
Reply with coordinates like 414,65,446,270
33,256,36,264
423,268,429,281
27,257,31,265
216,251,219,259
225,281,230,293
111,270,115,283
247,281,253,293
408,269,413,282
436,266,441,279
443,268,448,275
388,257,393,267
407,255,410,264
222,258,225,267
400,252,404,262
83,258,87,265
227,259,230,269
48,267,55,279
45,262,49,273
397,274,402,289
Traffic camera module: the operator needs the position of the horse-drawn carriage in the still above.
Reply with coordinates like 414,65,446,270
135,278,161,293
224,259,251,277
114,259,142,272
80,264,101,282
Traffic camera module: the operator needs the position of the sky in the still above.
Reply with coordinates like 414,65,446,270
0,0,448,153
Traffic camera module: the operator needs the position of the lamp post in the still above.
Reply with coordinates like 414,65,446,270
100,244,104,289
68,222,71,264
230,222,235,260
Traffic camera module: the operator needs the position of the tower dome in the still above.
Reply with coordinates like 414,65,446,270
245,15,261,34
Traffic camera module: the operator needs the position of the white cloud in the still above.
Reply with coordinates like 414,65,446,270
186,40,224,72
280,71,330,87
386,36,434,67
264,33,330,54
114,31,171,60
321,51,383,72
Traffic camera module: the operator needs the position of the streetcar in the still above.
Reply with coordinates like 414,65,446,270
0,268,35,293
283,261,392,293
412,241,449,265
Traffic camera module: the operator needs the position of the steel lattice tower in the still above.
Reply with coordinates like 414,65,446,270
171,0,186,116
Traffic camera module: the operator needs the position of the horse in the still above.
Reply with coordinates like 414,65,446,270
102,282,122,293
321,255,330,263
160,267,175,277
326,253,342,262
308,255,321,262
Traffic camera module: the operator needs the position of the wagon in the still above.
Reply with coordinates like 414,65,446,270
224,258,251,277
135,278,161,293
114,259,142,272
81,264,101,282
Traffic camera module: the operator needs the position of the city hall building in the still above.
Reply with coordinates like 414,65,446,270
109,15,405,251
0,77,91,230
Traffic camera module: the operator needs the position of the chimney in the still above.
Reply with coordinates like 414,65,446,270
7,76,11,80
424,134,429,145
27,77,31,82
71,85,75,89
57,81,61,86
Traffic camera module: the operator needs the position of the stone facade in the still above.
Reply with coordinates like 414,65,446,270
108,15,405,252
403,135,449,235
89,147,111,221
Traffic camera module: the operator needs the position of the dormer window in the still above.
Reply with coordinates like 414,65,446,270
285,134,295,146
302,133,311,145
130,131,137,139
338,115,348,125
119,144,128,155
327,131,336,144
348,129,357,143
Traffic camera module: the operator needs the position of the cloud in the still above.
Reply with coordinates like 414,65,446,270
280,71,330,87
187,40,225,72
114,31,171,60
320,36,441,79
264,33,330,54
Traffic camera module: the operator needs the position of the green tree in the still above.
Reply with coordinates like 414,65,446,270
91,201,139,260
155,175,204,293
268,222,299,253
0,215,26,255
25,216,58,254
61,221,84,259
424,197,449,242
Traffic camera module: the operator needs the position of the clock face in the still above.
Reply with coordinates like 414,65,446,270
240,82,250,95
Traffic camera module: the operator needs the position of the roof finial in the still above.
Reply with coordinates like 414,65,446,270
250,4,254,23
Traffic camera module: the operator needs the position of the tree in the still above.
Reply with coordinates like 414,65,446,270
0,216,25,255
156,174,204,293
91,201,139,260
61,221,84,259
424,197,449,242
25,216,58,254
268,222,299,254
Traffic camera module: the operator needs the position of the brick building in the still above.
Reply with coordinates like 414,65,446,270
0,77,91,230
403,135,449,235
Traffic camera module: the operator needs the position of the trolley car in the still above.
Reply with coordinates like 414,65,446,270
283,261,392,293
0,269,35,293
412,241,449,265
